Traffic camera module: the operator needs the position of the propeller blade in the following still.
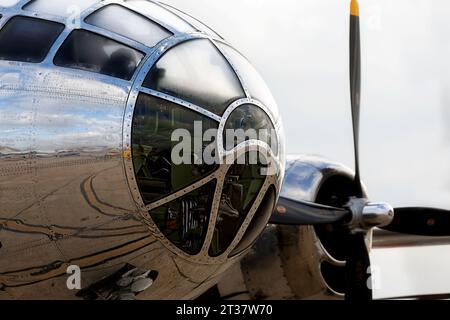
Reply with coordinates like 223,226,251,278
269,196,351,225
381,207,450,236
350,0,363,197
345,232,372,301
344,4,373,300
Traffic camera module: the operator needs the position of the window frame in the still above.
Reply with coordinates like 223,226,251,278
142,38,246,116
52,28,145,81
158,2,223,39
208,152,269,257
123,0,195,34
131,92,220,206
0,15,65,63
84,3,173,48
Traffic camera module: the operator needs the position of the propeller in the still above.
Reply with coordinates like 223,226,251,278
383,207,450,237
349,0,363,198
345,233,372,301
269,0,450,301
271,198,450,237
346,0,371,300
271,197,350,225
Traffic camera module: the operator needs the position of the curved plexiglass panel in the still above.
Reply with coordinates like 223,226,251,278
0,16,64,63
54,30,144,80
224,104,278,155
132,93,218,205
149,180,217,255
85,4,172,48
209,153,266,257
218,43,279,115
124,0,196,33
143,39,245,115
229,186,276,257
159,2,222,39
23,0,98,17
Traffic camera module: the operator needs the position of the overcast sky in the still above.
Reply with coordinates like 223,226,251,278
164,0,450,299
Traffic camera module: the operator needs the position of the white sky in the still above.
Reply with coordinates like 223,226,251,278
164,0,450,299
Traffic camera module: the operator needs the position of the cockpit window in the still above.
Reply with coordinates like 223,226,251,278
224,104,278,155
0,0,20,8
159,2,222,39
85,4,172,48
132,93,218,205
209,153,267,257
53,30,144,80
124,0,196,33
217,43,278,113
143,39,245,115
0,16,64,63
149,180,216,255
23,0,98,17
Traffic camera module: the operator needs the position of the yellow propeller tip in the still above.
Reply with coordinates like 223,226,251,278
350,0,360,17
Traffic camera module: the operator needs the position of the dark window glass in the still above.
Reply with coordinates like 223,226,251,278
54,30,144,80
149,180,216,255
23,0,98,17
229,186,276,257
143,39,245,115
124,0,195,33
85,4,172,48
209,153,267,257
159,2,222,39
132,93,218,205
0,0,20,8
218,43,278,112
0,16,64,63
224,104,278,155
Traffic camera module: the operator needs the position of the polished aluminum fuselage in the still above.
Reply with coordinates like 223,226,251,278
0,59,230,299
0,0,288,299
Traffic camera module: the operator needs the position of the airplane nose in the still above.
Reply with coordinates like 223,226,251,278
126,38,285,261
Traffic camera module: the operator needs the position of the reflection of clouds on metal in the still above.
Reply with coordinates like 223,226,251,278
0,65,126,152
282,154,356,201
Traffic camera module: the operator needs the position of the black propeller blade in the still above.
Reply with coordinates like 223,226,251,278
382,207,450,237
269,196,351,225
344,1,372,301
345,233,372,301
349,0,363,198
